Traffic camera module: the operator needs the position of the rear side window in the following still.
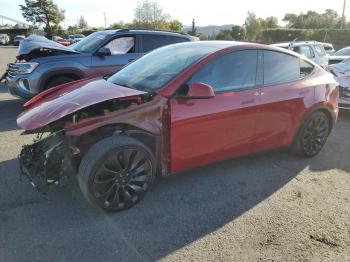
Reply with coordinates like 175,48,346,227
141,34,189,52
298,45,315,59
189,50,258,92
314,45,327,56
264,51,300,85
264,51,314,85
300,60,314,78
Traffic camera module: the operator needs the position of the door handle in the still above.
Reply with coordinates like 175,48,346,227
241,98,255,105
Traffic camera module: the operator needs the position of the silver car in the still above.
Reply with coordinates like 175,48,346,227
0,34,10,45
272,41,329,68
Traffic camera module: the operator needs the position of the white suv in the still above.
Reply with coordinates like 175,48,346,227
271,41,329,68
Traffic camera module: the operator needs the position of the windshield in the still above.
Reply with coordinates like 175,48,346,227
107,43,224,92
71,31,111,53
335,48,350,56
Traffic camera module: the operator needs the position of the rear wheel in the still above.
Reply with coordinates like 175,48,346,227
45,75,79,90
290,111,330,157
78,136,156,211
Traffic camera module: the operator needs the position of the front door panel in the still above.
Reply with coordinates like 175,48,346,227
170,89,259,173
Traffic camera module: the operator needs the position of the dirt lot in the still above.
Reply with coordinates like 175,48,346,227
0,47,350,262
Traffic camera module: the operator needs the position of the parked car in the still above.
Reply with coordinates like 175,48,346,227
52,36,70,46
272,41,329,68
68,34,85,44
4,29,197,99
17,41,339,211
322,43,335,55
14,35,25,46
328,47,350,65
329,59,350,109
0,34,10,45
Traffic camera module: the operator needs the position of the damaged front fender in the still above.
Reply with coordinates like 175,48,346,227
64,95,168,136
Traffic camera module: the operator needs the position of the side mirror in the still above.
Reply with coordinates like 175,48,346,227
186,82,215,99
96,47,111,56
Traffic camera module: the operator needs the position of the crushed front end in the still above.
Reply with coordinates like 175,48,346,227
19,131,73,190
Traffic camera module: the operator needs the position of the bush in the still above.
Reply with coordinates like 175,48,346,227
260,28,350,50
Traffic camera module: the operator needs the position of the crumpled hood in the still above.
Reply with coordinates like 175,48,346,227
17,78,147,131
18,35,79,59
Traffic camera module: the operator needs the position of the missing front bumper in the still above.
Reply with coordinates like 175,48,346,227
19,132,72,190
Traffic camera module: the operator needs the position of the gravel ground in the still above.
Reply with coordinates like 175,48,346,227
0,48,350,262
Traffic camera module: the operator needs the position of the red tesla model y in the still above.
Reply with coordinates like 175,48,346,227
17,41,339,211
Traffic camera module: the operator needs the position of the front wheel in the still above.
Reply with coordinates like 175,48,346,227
290,111,330,157
78,136,156,211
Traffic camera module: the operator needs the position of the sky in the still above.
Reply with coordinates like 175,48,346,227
0,0,348,28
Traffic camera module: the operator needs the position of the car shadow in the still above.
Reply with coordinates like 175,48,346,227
0,97,25,132
0,113,349,261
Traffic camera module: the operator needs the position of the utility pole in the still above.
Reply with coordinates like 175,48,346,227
341,0,347,29
104,12,107,29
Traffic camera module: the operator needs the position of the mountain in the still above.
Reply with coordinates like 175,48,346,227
183,24,234,36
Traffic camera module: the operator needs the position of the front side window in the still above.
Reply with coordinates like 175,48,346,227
71,31,114,53
264,51,300,85
104,37,135,54
188,50,258,92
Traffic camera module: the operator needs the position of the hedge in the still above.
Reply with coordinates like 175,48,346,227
260,28,350,50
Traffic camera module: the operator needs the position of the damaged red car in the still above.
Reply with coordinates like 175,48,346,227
17,41,339,211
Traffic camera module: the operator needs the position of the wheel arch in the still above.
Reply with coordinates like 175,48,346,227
39,69,84,91
291,106,335,146
71,123,160,171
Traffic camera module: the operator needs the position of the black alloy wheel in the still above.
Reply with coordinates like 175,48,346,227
292,111,330,157
79,136,155,211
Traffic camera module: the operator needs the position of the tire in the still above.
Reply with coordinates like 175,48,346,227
45,75,78,90
78,135,156,212
290,111,330,158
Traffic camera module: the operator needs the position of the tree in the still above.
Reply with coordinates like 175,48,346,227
20,0,65,38
215,30,233,40
78,16,88,29
231,25,245,40
260,16,279,29
245,12,263,41
169,19,183,31
283,9,342,29
133,0,170,28
188,18,197,36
